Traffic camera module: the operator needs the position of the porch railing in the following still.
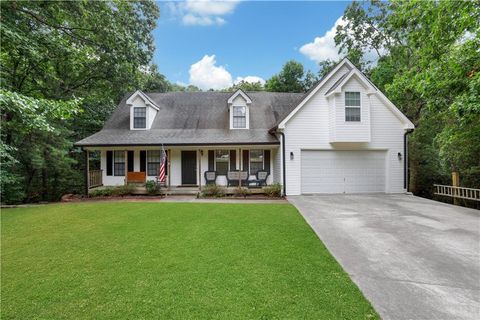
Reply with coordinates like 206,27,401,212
89,170,103,188
434,184,480,202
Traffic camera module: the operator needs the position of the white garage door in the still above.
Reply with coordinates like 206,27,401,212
301,150,386,194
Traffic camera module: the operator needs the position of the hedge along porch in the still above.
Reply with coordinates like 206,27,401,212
83,145,279,193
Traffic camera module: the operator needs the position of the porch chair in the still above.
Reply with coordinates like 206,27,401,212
204,171,217,185
227,171,248,187
248,170,269,187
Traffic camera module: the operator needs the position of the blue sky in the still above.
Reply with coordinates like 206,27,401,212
153,1,350,89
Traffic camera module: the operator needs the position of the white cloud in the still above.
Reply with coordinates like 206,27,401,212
300,16,387,66
300,17,346,63
184,0,239,16
234,76,265,84
182,14,225,26
169,0,240,26
188,55,265,90
189,55,233,90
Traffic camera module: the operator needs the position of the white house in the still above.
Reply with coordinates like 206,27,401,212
75,58,414,195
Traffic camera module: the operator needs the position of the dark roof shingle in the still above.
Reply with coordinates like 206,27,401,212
76,91,304,146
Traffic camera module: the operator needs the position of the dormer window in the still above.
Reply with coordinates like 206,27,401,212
345,92,361,122
232,106,246,128
127,90,160,130
228,89,251,130
133,107,146,128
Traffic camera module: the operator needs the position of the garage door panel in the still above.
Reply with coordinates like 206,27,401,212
301,150,386,194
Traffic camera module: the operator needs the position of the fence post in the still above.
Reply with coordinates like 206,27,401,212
452,171,460,205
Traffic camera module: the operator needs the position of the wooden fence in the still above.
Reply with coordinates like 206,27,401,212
434,184,480,202
89,170,103,188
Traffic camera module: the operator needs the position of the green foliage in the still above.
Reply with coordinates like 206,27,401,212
113,184,136,196
89,188,115,198
225,80,265,92
233,186,250,198
0,1,161,204
145,180,160,195
201,184,226,197
89,184,135,197
265,60,318,92
264,183,282,198
334,0,480,196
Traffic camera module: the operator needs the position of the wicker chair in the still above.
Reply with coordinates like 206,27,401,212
204,171,217,185
227,171,248,187
255,171,269,187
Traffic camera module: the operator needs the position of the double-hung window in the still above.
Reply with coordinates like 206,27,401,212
215,150,229,175
147,150,160,176
232,106,246,128
113,151,125,176
345,92,361,122
133,107,146,128
249,150,264,175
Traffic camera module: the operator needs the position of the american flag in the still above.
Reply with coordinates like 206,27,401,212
158,146,167,183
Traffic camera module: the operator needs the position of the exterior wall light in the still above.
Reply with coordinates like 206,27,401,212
398,152,402,161
290,152,294,160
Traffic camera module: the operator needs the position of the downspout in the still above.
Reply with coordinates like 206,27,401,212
404,129,414,191
278,131,287,196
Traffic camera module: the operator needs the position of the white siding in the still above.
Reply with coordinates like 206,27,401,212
283,65,406,195
330,77,371,142
272,147,281,184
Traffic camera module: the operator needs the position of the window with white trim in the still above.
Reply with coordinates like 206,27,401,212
345,92,361,122
147,150,160,176
113,151,125,176
249,150,264,175
133,107,146,128
232,106,246,128
215,150,229,175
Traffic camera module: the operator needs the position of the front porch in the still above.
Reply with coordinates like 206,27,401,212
84,145,280,195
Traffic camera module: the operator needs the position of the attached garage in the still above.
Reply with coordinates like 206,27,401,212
301,150,386,194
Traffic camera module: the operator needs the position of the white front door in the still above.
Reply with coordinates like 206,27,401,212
300,150,386,194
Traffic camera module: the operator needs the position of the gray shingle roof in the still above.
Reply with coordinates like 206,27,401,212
75,91,304,146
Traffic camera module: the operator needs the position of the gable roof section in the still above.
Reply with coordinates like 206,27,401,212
227,89,252,104
275,58,355,129
325,69,376,97
275,58,414,130
126,90,160,110
75,91,304,146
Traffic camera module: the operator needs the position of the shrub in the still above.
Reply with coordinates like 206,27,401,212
113,184,135,196
145,180,159,195
264,183,282,197
201,184,225,197
233,186,250,198
89,187,114,197
90,185,135,197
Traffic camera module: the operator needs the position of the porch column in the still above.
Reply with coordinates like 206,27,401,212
124,150,128,185
239,148,242,187
198,149,202,190
168,149,171,190
84,149,89,196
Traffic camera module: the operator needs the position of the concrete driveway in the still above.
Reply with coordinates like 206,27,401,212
288,194,480,320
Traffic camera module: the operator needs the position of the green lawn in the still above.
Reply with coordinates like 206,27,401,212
1,202,378,319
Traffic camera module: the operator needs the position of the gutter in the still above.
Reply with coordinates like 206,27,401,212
277,131,287,196
404,129,414,191
74,141,280,148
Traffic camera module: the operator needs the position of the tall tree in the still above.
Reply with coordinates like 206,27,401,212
265,60,317,92
0,0,161,203
334,0,480,196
